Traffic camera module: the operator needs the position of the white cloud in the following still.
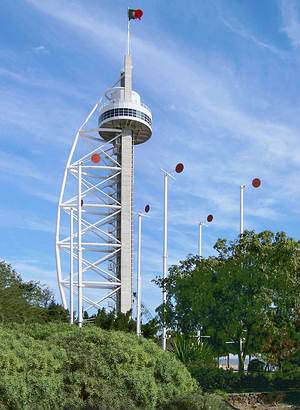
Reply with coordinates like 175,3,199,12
10,259,59,297
0,151,49,181
280,0,300,48
13,260,54,282
31,190,58,203
32,45,49,54
221,16,283,56
0,208,55,233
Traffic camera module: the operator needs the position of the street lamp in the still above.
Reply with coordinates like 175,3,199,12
198,214,214,257
240,178,261,235
136,204,150,337
161,162,184,351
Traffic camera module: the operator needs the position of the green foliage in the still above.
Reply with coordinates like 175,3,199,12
160,390,230,410
46,302,69,322
94,308,136,333
0,326,65,409
247,358,266,373
0,324,198,409
0,261,68,324
142,318,159,339
271,366,300,389
155,231,300,373
192,366,300,393
94,308,158,339
193,368,240,392
171,334,217,372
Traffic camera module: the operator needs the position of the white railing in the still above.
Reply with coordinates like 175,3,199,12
98,87,151,113
141,102,150,111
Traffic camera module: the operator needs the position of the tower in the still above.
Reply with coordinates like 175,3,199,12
55,11,152,325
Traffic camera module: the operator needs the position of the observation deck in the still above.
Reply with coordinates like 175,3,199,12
99,87,152,145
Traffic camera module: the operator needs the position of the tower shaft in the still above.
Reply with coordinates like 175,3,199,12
124,54,132,100
117,54,133,313
119,128,133,313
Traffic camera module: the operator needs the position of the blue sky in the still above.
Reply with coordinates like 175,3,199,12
1,0,300,315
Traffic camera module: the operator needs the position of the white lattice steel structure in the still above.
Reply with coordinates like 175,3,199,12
56,50,152,326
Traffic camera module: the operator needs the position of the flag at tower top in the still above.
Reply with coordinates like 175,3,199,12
128,9,143,20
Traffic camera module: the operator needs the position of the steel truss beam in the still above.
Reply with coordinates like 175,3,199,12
55,101,124,324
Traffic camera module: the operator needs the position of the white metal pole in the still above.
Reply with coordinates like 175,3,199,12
78,163,83,328
240,185,245,235
239,337,244,372
127,17,130,55
136,212,142,336
239,185,245,362
162,172,168,350
197,329,201,344
198,223,203,257
70,208,74,325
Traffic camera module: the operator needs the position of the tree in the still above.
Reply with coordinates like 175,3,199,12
46,302,69,322
94,308,136,332
0,260,68,324
94,308,159,338
155,231,300,374
141,318,159,339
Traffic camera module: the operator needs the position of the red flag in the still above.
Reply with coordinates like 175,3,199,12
128,9,143,20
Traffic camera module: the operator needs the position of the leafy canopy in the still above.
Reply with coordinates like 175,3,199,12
0,261,68,324
155,231,300,372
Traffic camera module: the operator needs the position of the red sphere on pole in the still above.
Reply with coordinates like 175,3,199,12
91,153,100,163
207,214,213,223
252,178,261,188
175,163,184,173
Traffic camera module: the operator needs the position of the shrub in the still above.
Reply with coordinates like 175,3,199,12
51,326,197,409
171,334,217,371
192,367,239,392
272,366,300,390
160,390,230,410
0,326,66,409
248,358,266,373
193,365,300,393
0,324,198,409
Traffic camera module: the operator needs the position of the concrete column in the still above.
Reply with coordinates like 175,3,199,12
120,128,133,313
124,54,132,101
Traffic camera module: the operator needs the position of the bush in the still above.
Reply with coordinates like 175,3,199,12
0,326,66,409
160,390,230,410
192,367,239,392
248,358,266,373
193,365,300,393
272,366,300,390
171,334,217,371
53,326,197,409
0,324,198,409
